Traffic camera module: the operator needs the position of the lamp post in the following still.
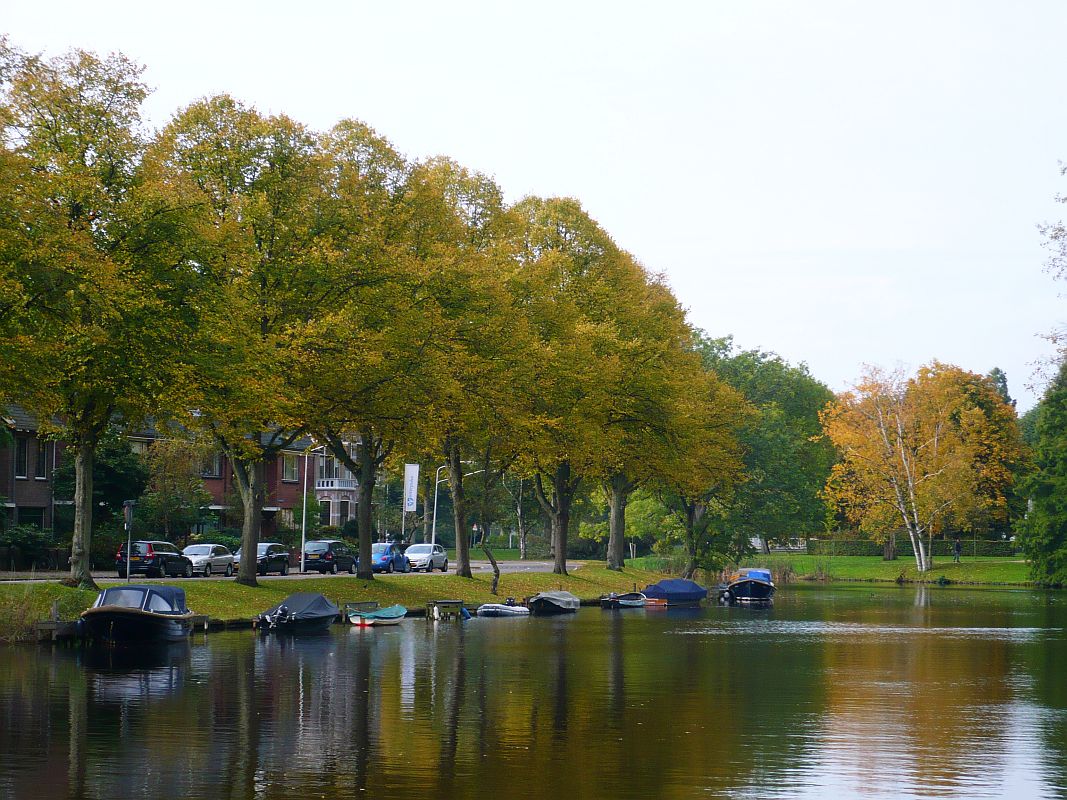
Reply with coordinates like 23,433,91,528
430,466,485,547
300,444,327,575
123,500,136,583
430,465,447,546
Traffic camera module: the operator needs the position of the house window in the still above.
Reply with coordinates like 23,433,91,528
129,439,152,456
35,440,48,479
282,453,299,482
14,437,28,479
319,456,338,480
319,500,331,528
201,452,222,478
17,507,45,528
338,500,350,524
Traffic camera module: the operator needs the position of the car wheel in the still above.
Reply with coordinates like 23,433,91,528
184,562,193,578
117,571,125,579
348,561,356,574
387,561,394,574
225,564,233,577
441,560,448,572
281,562,289,576
330,563,338,575
203,563,211,578
426,563,433,573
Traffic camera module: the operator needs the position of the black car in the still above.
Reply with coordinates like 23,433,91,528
116,540,194,579
235,542,291,576
302,539,356,574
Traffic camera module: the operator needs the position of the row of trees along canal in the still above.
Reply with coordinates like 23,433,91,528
0,42,1030,590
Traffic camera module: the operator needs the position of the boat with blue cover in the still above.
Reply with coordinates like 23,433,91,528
80,585,195,644
717,568,775,605
641,578,708,607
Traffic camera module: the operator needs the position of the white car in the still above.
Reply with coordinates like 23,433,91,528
182,543,235,577
405,543,448,572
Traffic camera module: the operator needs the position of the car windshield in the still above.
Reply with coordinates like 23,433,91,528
406,545,430,555
372,543,389,554
257,544,270,555
306,542,329,553
96,588,146,609
183,545,211,555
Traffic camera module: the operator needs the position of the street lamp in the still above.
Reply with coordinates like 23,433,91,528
300,444,327,574
430,465,485,546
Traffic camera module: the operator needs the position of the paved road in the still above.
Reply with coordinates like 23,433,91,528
0,559,569,583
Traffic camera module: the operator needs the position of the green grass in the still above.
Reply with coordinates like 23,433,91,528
733,553,1033,585
445,548,530,561
0,563,666,640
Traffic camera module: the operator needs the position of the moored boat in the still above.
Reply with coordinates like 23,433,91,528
80,585,195,644
600,591,647,609
477,598,531,617
527,590,580,615
718,568,775,605
346,601,407,626
642,578,708,607
255,592,339,634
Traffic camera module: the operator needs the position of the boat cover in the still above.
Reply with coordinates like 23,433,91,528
95,585,189,614
259,592,339,621
738,569,773,583
530,590,580,608
642,579,708,604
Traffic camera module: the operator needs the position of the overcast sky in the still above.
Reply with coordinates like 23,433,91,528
6,1,1065,409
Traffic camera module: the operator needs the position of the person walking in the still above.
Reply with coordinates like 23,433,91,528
953,536,962,563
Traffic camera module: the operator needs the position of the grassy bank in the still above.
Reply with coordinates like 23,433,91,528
0,563,665,642
627,553,1034,585
734,553,1033,585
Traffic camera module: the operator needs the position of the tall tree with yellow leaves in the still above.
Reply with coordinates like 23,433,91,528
821,363,1023,572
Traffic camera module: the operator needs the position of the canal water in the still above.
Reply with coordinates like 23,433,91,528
1,584,1065,799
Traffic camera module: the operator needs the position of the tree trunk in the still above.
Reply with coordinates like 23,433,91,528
355,434,377,580
446,440,472,578
233,457,263,587
534,462,578,576
605,472,631,571
66,441,97,590
883,532,897,561
681,499,705,580
760,536,771,555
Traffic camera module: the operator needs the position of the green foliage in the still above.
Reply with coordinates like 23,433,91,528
52,431,149,526
1018,361,1067,585
694,333,837,547
0,524,57,563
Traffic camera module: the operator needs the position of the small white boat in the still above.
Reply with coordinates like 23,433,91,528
477,599,531,618
345,602,407,627
600,591,647,609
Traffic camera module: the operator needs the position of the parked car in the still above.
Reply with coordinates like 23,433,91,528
182,543,235,577
234,542,291,576
405,543,448,572
303,539,356,574
358,542,411,574
116,540,194,579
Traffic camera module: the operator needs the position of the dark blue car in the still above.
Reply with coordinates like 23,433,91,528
358,542,410,574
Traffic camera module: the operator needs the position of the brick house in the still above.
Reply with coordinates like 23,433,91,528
2,407,360,541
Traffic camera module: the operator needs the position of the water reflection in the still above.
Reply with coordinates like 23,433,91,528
0,587,1064,799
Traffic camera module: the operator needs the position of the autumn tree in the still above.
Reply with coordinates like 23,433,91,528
150,96,344,586
655,369,749,578
136,436,213,544
509,197,633,576
0,43,210,588
822,363,1024,572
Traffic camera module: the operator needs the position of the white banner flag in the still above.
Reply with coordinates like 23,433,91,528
403,463,420,512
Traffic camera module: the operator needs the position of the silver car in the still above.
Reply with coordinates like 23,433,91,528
182,543,235,577
405,543,448,572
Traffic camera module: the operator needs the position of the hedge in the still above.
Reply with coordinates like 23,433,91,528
806,538,1016,557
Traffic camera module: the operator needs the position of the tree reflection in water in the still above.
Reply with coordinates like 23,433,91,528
0,588,1065,799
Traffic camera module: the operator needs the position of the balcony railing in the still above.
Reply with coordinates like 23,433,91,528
316,478,358,490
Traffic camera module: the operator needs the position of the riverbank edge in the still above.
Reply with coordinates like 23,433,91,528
0,563,671,643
